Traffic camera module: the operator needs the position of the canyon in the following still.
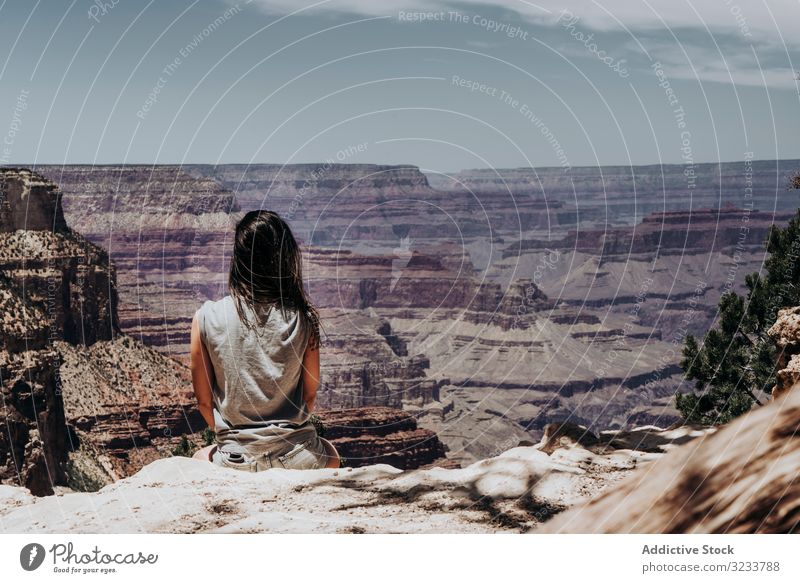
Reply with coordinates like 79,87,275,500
0,169,453,498
1,162,798,532
34,160,799,464
0,168,208,494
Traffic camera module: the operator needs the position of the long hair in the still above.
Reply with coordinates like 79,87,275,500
228,210,321,349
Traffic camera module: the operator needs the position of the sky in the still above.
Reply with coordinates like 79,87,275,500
0,0,798,172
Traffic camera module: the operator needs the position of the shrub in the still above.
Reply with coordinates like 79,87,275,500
172,435,197,457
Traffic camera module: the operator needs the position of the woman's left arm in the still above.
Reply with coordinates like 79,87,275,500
190,310,216,431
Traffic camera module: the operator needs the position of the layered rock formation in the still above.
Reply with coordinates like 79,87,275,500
55,336,205,489
0,170,117,345
429,160,800,227
36,165,239,358
304,240,684,463
184,163,482,246
33,161,800,465
318,407,450,470
0,168,67,232
0,169,204,495
0,168,110,495
0,315,67,496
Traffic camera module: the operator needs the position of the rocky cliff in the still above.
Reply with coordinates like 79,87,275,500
3,341,796,532
0,168,116,495
0,293,67,496
1,168,114,495
0,169,67,232
0,420,714,533
318,407,451,470
185,163,464,245
1,169,456,495
33,162,800,465
36,165,239,357
430,160,800,227
538,379,799,533
0,168,202,495
768,307,800,399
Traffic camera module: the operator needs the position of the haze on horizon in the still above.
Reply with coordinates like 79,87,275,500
0,0,798,173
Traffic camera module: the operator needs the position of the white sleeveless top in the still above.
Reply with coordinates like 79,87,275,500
197,295,315,455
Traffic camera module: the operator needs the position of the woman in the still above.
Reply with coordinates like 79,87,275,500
190,210,339,470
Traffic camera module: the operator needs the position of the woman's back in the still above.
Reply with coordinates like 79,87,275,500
190,210,335,470
197,294,313,452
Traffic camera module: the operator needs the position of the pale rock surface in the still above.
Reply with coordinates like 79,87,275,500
0,423,709,533
538,384,800,533
768,307,800,398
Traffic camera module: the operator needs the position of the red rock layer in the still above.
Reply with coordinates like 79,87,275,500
318,407,451,470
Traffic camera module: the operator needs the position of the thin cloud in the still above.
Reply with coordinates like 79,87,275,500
241,0,799,46
637,38,799,89
236,0,799,89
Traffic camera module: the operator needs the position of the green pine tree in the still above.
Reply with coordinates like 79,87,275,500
677,202,800,424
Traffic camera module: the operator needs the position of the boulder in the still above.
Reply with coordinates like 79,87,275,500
537,380,800,533
768,306,800,398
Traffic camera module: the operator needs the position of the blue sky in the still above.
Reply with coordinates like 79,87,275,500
0,0,798,171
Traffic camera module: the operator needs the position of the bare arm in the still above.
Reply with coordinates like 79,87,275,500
190,310,215,431
301,340,321,413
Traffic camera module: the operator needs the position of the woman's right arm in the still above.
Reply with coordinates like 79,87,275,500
301,340,321,412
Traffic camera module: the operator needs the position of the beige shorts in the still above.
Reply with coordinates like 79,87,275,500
210,434,335,471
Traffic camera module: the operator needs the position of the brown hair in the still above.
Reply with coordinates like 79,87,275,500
228,210,321,348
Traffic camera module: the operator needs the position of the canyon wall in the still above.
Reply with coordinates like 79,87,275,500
38,165,239,358
0,169,120,495
538,376,800,533
428,159,800,227
4,301,798,532
317,408,452,470
34,161,800,464
0,168,205,494
1,168,455,495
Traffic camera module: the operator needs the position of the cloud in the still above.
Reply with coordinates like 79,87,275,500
632,37,799,89
243,0,799,47
238,0,799,89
